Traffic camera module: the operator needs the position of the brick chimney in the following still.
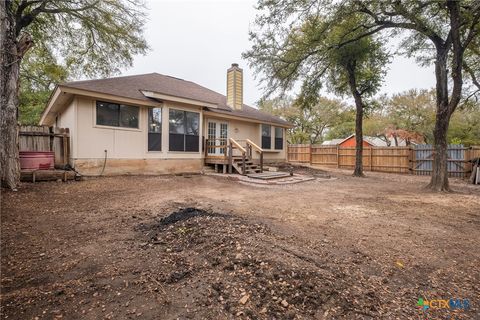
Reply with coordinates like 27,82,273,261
226,63,243,110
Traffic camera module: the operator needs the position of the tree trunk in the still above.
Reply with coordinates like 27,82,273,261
347,64,365,177
427,1,465,192
346,64,365,177
427,48,451,191
0,1,21,190
353,102,364,176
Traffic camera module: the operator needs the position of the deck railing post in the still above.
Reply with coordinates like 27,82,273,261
242,153,246,175
260,152,263,173
204,139,208,158
228,144,233,174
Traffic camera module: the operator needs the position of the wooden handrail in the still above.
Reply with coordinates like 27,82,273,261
246,139,264,173
229,138,246,154
246,139,263,153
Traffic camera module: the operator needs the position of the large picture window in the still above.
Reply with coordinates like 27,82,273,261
96,101,139,129
261,124,271,149
169,109,199,152
275,127,283,150
148,108,162,151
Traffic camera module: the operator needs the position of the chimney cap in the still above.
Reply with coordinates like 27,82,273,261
231,63,239,68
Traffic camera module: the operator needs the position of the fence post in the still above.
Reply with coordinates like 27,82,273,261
336,146,340,168
369,147,373,171
309,144,312,165
408,146,413,174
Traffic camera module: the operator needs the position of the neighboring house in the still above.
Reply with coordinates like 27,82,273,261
40,64,292,175
322,134,409,147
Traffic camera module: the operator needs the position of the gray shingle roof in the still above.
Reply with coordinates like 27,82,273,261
61,73,291,126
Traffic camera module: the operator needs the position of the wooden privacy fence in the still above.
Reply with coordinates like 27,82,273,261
288,144,480,177
19,125,70,168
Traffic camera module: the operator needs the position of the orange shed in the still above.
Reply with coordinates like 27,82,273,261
338,135,374,147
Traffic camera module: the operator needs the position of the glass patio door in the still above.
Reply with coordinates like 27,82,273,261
207,121,228,155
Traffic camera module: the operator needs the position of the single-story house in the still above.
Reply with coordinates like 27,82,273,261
39,64,293,175
322,134,408,147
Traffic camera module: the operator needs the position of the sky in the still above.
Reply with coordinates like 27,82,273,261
125,0,436,106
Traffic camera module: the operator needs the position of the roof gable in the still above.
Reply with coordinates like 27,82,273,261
54,73,291,127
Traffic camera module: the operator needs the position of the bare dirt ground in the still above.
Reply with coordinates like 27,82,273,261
1,168,479,319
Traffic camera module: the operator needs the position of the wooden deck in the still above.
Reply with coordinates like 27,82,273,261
204,138,264,175
204,156,229,165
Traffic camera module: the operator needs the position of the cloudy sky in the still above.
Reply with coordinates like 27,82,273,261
126,0,436,106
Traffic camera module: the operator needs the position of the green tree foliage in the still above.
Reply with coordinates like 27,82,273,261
245,11,389,176
13,0,149,124
324,109,355,140
1,0,149,189
447,100,480,146
328,89,480,146
258,96,348,144
19,46,69,124
246,0,480,190
384,89,436,144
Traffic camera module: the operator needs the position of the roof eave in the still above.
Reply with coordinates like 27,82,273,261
141,90,219,108
39,86,62,125
204,110,293,128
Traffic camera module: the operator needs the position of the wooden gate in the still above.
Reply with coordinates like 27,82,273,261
413,145,467,177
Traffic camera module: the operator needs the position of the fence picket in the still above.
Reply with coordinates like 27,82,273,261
287,144,478,177
19,125,70,168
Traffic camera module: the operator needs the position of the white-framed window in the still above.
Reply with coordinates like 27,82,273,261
96,101,139,129
148,107,162,151
169,109,200,152
274,127,283,150
261,124,271,149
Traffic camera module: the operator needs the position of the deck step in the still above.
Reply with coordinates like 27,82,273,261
246,172,291,180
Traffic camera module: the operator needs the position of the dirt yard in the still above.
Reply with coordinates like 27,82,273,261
1,168,479,319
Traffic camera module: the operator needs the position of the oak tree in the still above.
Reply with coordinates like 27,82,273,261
1,0,148,189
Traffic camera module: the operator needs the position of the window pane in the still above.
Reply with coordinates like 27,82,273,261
185,112,199,136
96,101,119,127
262,136,271,149
169,109,185,134
219,123,228,155
185,135,199,152
275,138,283,150
275,127,283,150
148,133,162,151
169,133,184,151
262,124,271,149
262,124,271,137
148,108,162,133
119,105,139,128
207,122,216,154
275,127,283,138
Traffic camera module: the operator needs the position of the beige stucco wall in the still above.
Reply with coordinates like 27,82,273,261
74,158,203,176
74,96,203,159
60,96,204,175
56,99,76,159
204,116,287,162
55,95,287,175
